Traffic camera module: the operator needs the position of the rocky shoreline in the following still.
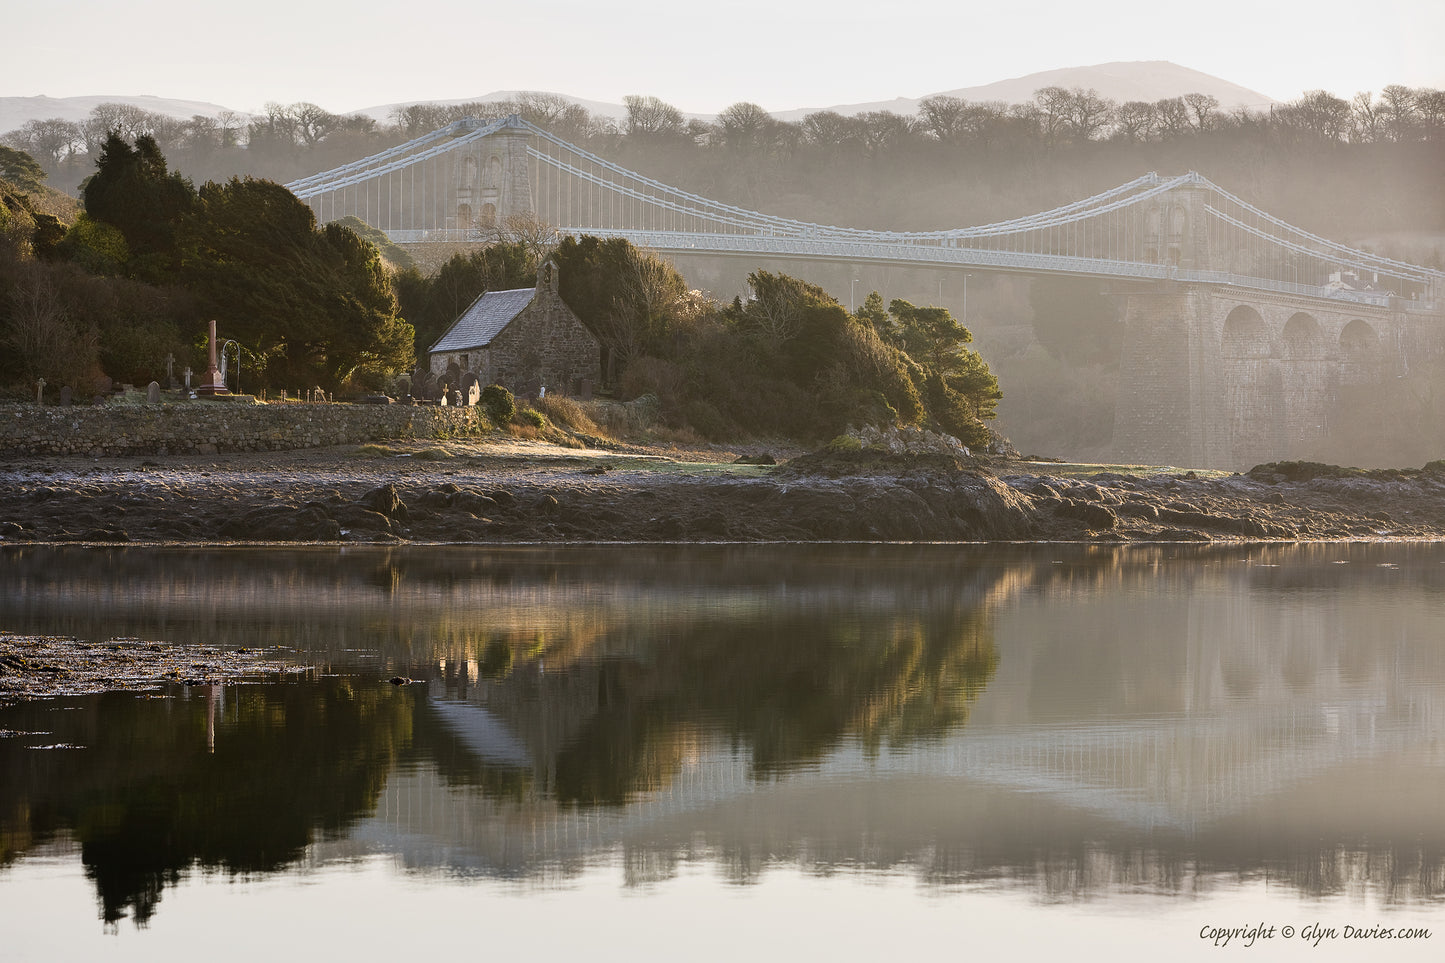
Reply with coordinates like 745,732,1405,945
1,440,1443,544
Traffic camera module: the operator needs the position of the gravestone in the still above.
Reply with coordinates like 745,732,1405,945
460,373,481,407
147,381,161,404
59,386,73,407
183,366,193,389
35,378,45,405
449,389,463,408
579,378,593,400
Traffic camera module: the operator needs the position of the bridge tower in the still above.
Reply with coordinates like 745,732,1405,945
1133,175,1213,270
450,118,534,232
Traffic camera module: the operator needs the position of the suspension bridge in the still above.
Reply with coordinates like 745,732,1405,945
286,114,1442,309
286,114,1445,468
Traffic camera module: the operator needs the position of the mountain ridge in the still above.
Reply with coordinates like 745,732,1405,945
2,62,1278,135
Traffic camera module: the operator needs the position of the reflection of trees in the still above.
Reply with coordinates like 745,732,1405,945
448,601,999,806
0,679,412,927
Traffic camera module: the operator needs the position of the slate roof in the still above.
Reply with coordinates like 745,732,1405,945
429,287,536,353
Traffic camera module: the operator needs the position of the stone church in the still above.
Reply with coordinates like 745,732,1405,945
428,260,600,398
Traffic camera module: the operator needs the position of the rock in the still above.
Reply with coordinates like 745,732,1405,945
81,528,130,542
1054,498,1118,530
217,505,340,541
334,506,396,534
360,484,409,521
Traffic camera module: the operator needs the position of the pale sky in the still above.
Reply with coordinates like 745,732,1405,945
5,0,1443,115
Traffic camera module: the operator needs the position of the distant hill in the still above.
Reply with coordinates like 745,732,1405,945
2,63,1278,137
0,94,244,135
770,62,1277,121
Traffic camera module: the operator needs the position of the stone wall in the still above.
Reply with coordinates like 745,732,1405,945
0,401,489,457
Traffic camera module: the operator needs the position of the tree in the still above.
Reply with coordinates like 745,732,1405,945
1,260,100,386
1062,88,1114,142
80,133,196,279
1182,93,1220,132
1379,84,1418,141
3,118,83,172
0,146,46,193
1033,87,1073,145
1113,101,1157,143
185,177,413,390
624,95,686,138
716,102,775,152
918,96,969,143
888,298,971,373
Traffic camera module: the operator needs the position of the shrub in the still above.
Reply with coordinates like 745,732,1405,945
480,384,516,425
682,398,733,441
536,394,602,436
516,407,548,430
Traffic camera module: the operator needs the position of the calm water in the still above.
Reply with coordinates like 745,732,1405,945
1,542,1443,961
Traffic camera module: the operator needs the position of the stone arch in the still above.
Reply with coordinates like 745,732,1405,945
1221,305,1269,358
1221,304,1283,467
1339,318,1378,357
1337,318,1382,390
457,203,472,227
484,155,503,190
462,155,478,188
1278,313,1328,455
1280,312,1325,360
479,203,497,229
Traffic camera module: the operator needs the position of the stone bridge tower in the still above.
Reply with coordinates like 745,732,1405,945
452,117,534,232
1132,176,1212,270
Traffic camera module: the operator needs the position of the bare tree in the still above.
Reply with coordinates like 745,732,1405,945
1379,84,1418,141
3,118,83,171
624,95,686,138
1114,101,1157,142
3,262,99,385
1350,91,1382,143
717,102,775,152
1182,93,1220,131
292,102,340,147
918,96,969,143
1062,88,1114,141
1033,87,1073,145
481,213,560,263
1154,97,1191,138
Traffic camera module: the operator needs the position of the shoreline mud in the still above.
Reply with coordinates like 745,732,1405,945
1,439,1442,545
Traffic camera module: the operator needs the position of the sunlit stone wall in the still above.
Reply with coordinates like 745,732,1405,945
0,401,488,456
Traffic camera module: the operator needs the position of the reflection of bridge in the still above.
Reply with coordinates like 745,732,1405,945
335,690,1441,886
286,115,1445,468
